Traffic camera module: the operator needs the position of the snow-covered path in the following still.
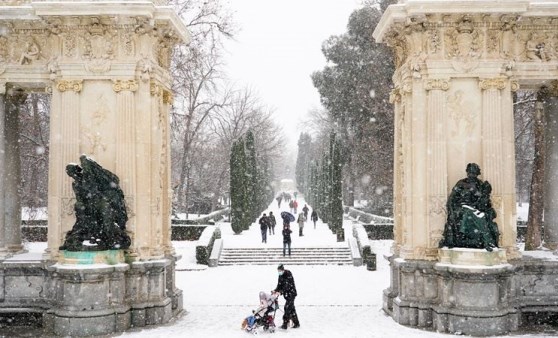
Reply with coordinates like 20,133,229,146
118,198,548,338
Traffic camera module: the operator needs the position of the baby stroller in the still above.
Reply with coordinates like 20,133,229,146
241,291,279,334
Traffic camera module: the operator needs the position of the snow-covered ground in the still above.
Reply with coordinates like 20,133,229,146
21,199,550,337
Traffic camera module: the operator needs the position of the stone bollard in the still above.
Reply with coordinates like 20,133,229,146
365,252,376,271
336,228,345,242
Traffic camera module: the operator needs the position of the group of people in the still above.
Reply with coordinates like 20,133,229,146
258,212,277,243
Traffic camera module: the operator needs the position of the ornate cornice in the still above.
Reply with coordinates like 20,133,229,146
113,79,138,93
424,79,450,91
479,78,507,91
56,80,83,93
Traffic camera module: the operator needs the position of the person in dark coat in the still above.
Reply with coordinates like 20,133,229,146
268,211,276,235
302,204,309,221
282,224,292,256
310,210,319,229
259,213,268,243
274,264,300,329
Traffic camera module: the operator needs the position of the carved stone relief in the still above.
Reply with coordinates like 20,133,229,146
447,90,476,136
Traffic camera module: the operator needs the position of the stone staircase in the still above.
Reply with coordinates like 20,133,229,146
218,246,353,266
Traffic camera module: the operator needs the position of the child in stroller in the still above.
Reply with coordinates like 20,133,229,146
241,291,279,334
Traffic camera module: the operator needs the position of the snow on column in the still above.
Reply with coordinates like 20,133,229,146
543,83,558,249
425,79,449,258
390,88,404,255
4,89,27,253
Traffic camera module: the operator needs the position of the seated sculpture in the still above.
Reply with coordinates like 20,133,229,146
60,155,131,251
439,163,499,251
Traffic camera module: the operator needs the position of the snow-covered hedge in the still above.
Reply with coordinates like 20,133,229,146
196,226,221,265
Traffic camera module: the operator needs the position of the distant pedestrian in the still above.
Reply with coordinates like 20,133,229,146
293,191,298,199
259,213,268,243
282,225,292,257
289,200,294,214
276,195,282,208
302,204,309,221
311,210,318,229
297,213,305,236
293,200,298,214
268,211,277,235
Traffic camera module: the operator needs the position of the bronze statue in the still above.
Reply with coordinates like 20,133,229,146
439,163,499,251
60,155,131,251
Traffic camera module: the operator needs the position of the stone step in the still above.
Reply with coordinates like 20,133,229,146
218,246,353,266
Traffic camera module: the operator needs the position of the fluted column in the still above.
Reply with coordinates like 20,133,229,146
390,88,403,255
4,89,27,253
425,79,449,258
543,83,558,248
113,80,139,256
162,89,173,256
47,80,82,258
479,78,516,254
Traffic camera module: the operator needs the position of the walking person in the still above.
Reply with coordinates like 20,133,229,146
297,213,305,236
302,204,309,221
293,200,298,214
273,264,300,329
289,200,294,214
311,210,319,229
282,224,292,257
259,213,268,243
276,195,282,208
268,211,276,235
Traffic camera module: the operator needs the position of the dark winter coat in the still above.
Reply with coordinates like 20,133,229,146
311,210,318,222
259,216,268,231
275,269,297,300
268,214,277,227
302,206,309,215
282,228,292,243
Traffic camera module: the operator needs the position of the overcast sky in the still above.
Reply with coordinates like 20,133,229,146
223,0,362,151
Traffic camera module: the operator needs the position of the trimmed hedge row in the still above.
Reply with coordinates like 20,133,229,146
195,226,221,265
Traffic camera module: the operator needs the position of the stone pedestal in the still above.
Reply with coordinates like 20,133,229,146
385,251,518,336
46,263,130,337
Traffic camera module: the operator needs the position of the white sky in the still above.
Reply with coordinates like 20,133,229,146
223,0,363,151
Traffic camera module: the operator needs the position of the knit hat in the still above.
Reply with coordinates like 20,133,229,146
277,264,284,271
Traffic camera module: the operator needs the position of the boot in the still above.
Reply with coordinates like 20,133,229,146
280,321,288,330
292,316,300,328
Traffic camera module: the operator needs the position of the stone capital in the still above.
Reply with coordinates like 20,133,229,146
389,88,402,103
150,81,163,97
479,78,507,91
424,79,450,91
113,80,139,93
162,90,173,105
56,80,83,93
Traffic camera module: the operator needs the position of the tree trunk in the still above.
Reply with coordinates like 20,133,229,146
525,99,546,250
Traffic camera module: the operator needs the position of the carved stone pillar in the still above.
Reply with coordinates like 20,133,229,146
47,80,82,258
390,88,403,256
479,78,518,257
543,83,558,248
425,79,449,258
0,84,5,254
4,89,27,253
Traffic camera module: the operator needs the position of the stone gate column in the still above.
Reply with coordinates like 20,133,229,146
479,78,518,256
4,89,27,253
46,80,82,259
0,83,5,254
543,83,558,248
425,79,449,258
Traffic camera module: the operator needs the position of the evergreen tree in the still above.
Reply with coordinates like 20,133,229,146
330,134,344,231
245,130,258,220
295,133,312,194
230,140,248,234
